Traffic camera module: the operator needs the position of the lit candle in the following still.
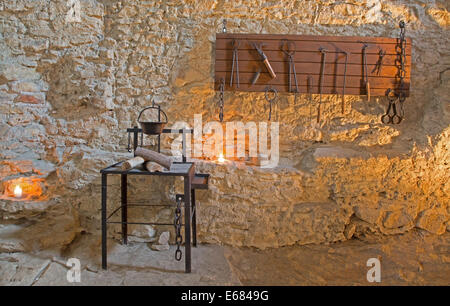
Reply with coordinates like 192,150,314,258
218,153,225,163
14,185,23,198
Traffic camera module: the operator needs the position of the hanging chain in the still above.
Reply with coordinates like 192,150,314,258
383,21,407,124
219,78,225,122
174,195,183,261
397,21,407,88
397,21,407,118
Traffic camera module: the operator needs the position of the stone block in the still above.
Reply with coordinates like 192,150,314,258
14,93,44,104
9,81,40,93
416,209,448,235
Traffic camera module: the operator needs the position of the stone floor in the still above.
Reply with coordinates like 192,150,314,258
0,230,448,286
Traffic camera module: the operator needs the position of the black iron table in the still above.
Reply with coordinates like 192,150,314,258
100,161,208,273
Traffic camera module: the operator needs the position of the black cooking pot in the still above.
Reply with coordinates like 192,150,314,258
137,106,168,135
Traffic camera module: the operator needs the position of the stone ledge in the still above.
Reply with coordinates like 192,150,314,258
0,202,81,252
313,146,372,159
0,199,53,219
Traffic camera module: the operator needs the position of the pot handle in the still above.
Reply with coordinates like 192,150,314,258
137,106,168,123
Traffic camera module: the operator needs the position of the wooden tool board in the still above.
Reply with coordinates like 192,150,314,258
214,33,411,96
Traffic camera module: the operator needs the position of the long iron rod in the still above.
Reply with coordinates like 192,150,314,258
342,51,349,114
107,221,183,226
101,174,107,269
121,174,127,244
318,48,326,123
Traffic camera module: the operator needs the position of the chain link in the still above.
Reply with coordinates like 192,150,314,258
219,78,225,122
174,196,183,261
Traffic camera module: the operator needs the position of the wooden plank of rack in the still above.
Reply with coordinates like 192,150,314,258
216,51,411,66
214,33,412,96
216,61,407,77
217,33,412,44
214,82,410,96
213,84,409,96
215,40,411,55
215,72,404,88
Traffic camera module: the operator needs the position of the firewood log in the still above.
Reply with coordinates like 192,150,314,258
121,156,145,170
135,147,172,169
145,161,165,172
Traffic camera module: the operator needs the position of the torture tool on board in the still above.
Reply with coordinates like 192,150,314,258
265,86,278,121
252,42,277,79
317,47,327,124
381,89,402,124
362,42,371,101
372,48,386,75
230,39,240,88
307,75,313,126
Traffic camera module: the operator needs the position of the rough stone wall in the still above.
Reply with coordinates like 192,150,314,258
0,0,448,250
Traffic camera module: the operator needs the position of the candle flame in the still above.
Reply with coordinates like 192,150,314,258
14,185,22,198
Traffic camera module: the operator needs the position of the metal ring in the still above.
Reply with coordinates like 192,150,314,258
175,249,182,261
265,87,277,103
381,114,391,124
392,115,402,124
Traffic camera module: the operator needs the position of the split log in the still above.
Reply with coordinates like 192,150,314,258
121,156,145,170
135,147,172,169
145,161,165,172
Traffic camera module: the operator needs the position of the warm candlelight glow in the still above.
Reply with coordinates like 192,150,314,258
218,153,225,163
1,177,46,201
14,185,23,198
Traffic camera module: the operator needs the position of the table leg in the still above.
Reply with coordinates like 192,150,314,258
101,173,107,270
192,189,197,247
121,174,128,245
184,175,192,273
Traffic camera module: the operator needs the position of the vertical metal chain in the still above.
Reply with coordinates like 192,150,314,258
382,21,407,124
219,78,225,122
174,196,183,261
397,21,407,118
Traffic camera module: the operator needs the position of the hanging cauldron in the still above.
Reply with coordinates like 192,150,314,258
138,105,168,135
